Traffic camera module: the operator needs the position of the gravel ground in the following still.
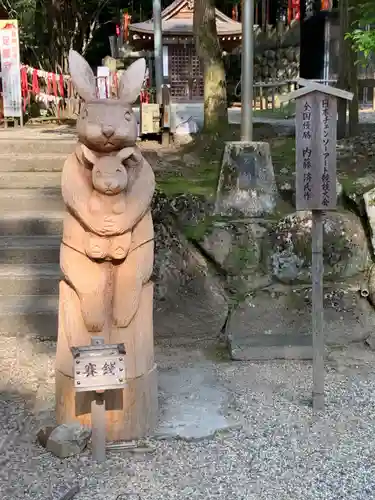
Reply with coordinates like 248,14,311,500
1,336,375,500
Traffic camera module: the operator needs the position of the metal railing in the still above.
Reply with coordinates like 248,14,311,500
235,77,375,112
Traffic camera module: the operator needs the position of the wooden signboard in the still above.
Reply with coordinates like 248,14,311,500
280,79,353,411
295,91,337,211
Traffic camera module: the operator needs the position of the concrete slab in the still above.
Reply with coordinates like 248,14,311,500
0,154,66,172
0,189,63,212
0,211,63,236
155,365,239,441
0,172,61,189
0,235,60,264
0,263,60,295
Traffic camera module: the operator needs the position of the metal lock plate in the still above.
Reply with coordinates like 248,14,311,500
72,343,126,393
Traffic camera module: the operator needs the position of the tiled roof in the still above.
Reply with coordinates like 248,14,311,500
130,17,242,35
129,0,242,36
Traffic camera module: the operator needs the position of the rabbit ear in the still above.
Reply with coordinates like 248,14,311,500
116,147,135,162
69,50,96,101
118,58,146,104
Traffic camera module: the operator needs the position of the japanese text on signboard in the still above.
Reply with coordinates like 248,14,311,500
0,21,22,117
302,101,313,203
295,91,337,211
321,98,331,207
83,360,119,378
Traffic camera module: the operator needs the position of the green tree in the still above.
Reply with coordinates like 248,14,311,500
337,0,361,138
1,0,119,71
193,0,228,132
345,1,375,61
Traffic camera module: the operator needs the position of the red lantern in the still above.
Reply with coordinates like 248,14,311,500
288,0,300,23
321,0,332,10
232,4,238,21
123,12,132,41
32,68,40,95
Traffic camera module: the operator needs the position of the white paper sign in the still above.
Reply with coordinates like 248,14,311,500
0,21,22,117
97,66,110,99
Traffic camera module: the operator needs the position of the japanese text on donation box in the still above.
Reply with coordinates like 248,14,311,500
296,92,337,211
0,20,22,118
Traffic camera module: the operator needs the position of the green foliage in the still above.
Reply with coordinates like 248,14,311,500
0,0,238,73
0,0,122,70
346,1,375,63
346,29,375,60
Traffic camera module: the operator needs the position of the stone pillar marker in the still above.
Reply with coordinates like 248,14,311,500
280,78,353,411
55,49,157,444
214,141,278,217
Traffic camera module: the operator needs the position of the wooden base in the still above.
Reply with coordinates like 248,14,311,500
55,364,158,441
56,277,157,440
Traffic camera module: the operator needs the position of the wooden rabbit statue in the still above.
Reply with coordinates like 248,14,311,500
55,50,157,441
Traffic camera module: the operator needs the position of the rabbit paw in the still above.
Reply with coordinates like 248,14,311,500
109,233,131,260
80,293,106,332
85,235,109,259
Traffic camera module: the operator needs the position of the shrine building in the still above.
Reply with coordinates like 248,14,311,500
129,0,242,101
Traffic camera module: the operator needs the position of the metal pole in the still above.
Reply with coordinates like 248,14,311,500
312,209,324,411
90,336,106,462
91,393,106,462
153,0,163,104
241,0,254,141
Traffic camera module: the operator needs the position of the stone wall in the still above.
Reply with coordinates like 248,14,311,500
254,46,300,82
152,132,375,357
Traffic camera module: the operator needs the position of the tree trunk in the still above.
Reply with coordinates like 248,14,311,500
193,0,228,132
348,0,359,136
337,0,359,138
337,0,349,138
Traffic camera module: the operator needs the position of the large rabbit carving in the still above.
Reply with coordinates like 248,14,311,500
56,49,157,436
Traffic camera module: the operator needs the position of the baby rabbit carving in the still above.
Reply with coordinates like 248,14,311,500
86,148,134,260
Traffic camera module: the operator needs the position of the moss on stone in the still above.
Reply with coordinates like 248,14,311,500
228,244,258,269
183,217,216,241
203,342,231,362
157,158,220,198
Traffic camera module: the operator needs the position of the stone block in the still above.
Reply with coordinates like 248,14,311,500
265,210,370,284
36,425,56,448
152,195,228,341
46,423,91,458
227,281,375,360
214,141,278,217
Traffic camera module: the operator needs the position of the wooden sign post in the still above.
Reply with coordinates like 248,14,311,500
280,79,353,411
71,337,127,462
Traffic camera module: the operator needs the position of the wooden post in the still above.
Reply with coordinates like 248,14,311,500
311,209,324,410
280,79,353,411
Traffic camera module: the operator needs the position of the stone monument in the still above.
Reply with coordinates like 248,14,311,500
55,50,157,441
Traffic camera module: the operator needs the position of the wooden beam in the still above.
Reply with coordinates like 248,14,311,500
280,79,354,103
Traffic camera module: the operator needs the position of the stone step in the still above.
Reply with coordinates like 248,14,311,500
0,264,60,295
0,138,76,155
0,236,60,264
0,212,63,236
0,153,66,172
0,294,58,339
0,172,61,189
0,189,63,212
